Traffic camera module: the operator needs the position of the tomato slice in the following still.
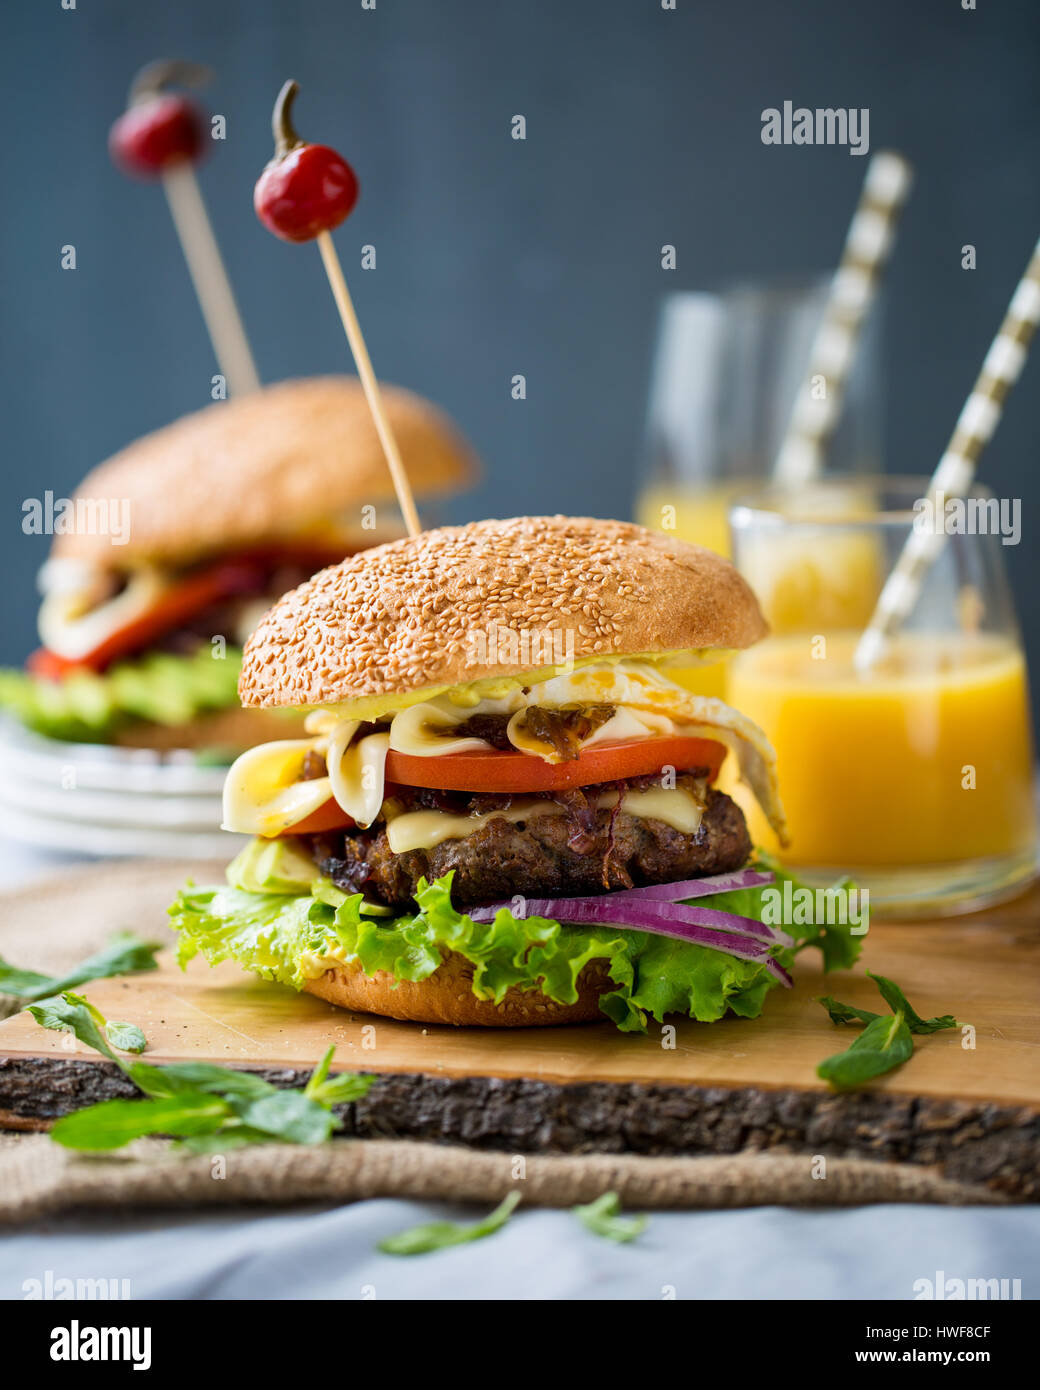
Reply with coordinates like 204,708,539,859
281,800,358,836
27,647,81,680
385,736,727,793
280,737,728,834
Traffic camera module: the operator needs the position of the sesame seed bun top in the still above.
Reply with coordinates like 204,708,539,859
51,377,477,568
238,515,768,709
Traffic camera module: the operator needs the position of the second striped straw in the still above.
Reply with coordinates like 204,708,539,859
854,235,1040,672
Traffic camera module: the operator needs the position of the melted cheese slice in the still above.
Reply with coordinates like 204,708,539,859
386,785,705,854
222,739,334,837
328,727,389,829
388,694,524,757
223,658,787,845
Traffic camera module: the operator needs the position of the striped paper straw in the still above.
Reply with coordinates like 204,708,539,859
854,234,1040,672
773,151,913,488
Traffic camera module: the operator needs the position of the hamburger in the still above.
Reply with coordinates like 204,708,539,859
0,377,475,753
171,516,857,1030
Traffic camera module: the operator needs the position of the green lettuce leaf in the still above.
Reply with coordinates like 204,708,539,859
0,646,243,743
170,848,864,1034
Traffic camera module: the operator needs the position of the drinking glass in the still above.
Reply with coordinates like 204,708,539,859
634,279,882,697
634,279,882,551
727,476,1037,918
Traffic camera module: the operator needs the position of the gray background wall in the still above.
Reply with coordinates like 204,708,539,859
2,0,1038,717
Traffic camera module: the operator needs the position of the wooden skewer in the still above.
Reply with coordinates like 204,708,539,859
162,162,261,397
316,230,421,537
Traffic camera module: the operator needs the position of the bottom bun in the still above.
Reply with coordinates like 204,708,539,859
303,951,611,1027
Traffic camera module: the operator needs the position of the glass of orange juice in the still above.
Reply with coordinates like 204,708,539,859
727,477,1037,917
633,281,882,699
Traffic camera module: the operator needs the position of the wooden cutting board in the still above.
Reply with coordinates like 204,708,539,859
0,860,1037,1196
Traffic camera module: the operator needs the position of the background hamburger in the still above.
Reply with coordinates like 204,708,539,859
0,377,475,753
172,516,858,1029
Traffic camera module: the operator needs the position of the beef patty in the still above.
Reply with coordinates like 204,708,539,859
307,786,751,910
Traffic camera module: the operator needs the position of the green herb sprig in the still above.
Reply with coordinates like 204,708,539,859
379,1187,651,1257
379,1191,521,1255
0,933,161,1002
816,971,959,1090
573,1191,648,1243
27,990,374,1152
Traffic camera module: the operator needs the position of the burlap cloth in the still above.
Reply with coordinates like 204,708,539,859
0,1131,1001,1223
0,859,1014,1221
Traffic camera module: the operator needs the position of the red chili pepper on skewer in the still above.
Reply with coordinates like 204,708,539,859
109,59,211,179
253,81,359,243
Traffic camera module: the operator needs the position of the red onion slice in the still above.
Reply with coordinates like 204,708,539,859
466,895,794,984
608,868,774,901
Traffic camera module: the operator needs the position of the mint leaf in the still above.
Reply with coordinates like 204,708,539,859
304,1045,373,1107
816,967,959,1087
50,1095,232,1151
26,993,119,1062
379,1191,522,1255
816,996,881,1027
28,990,148,1058
573,1191,647,1244
127,1061,276,1101
307,1071,375,1107
866,971,959,1034
104,1020,147,1054
303,1044,335,1098
817,1011,914,1090
0,933,161,1003
0,963,55,998
229,1091,336,1145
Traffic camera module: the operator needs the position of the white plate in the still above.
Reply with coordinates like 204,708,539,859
0,719,229,794
0,801,242,860
0,776,224,830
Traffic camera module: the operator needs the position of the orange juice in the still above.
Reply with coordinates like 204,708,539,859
636,483,887,700
636,483,739,700
635,482,738,558
738,528,885,634
728,631,1037,869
